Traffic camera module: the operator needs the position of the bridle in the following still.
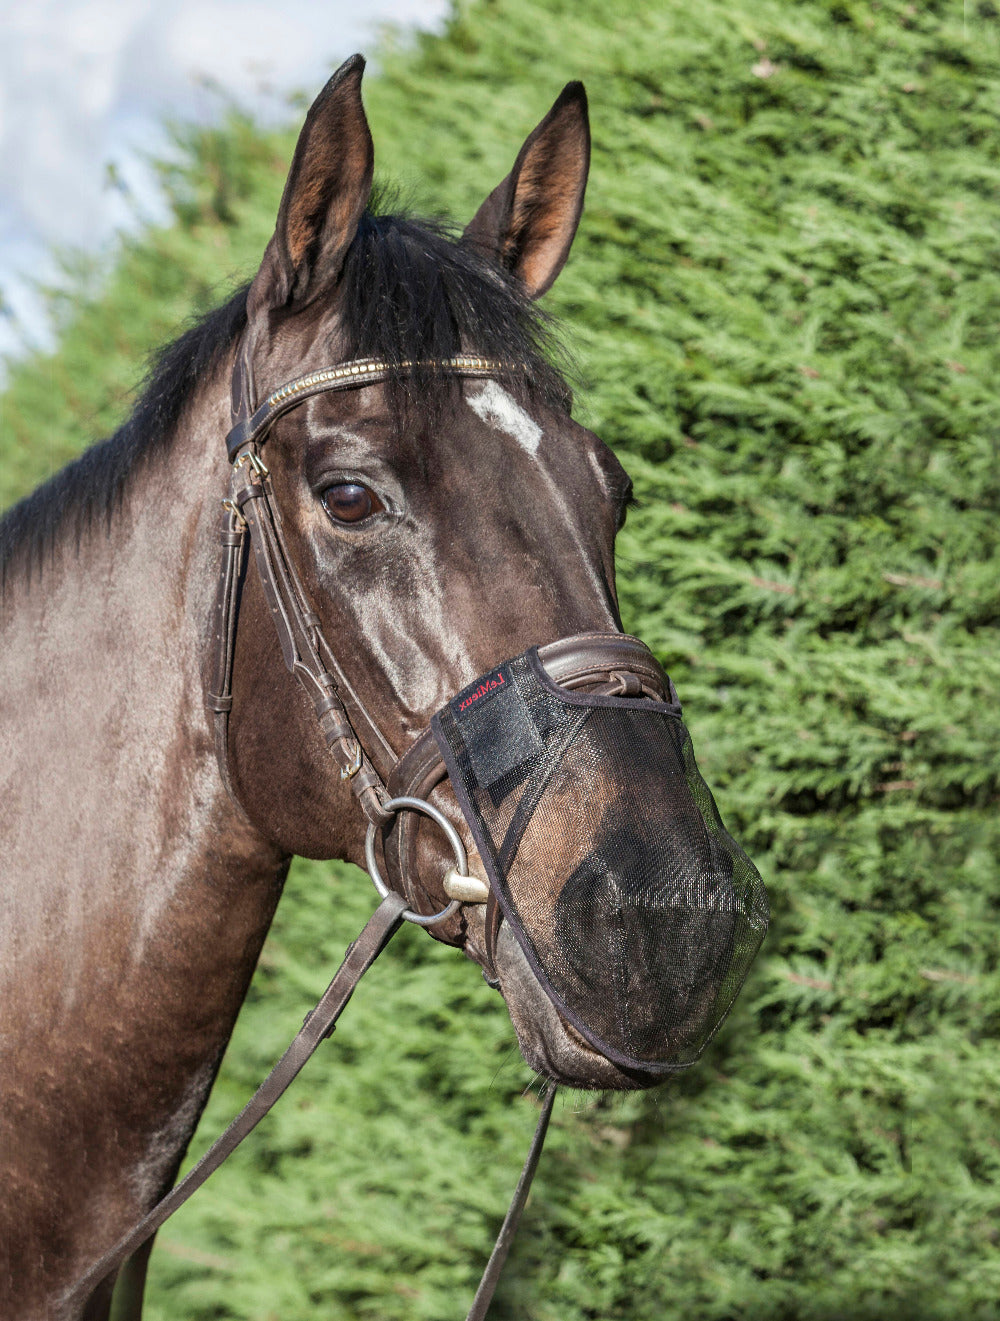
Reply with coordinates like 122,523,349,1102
209,339,673,934
209,347,511,838
75,338,672,1318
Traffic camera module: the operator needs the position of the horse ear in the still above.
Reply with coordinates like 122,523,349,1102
463,82,590,299
247,55,374,320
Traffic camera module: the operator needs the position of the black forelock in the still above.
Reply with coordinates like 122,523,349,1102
335,209,569,415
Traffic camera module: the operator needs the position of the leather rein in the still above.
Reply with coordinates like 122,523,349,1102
75,342,671,1318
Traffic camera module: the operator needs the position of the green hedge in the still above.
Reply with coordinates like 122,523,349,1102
2,2,998,1317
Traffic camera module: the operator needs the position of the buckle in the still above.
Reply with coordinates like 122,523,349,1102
233,449,269,478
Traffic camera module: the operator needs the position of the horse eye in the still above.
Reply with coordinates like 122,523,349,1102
321,482,383,524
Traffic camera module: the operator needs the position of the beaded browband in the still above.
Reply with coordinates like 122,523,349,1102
225,355,510,460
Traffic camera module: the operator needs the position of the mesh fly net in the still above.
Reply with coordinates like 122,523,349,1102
432,647,769,1073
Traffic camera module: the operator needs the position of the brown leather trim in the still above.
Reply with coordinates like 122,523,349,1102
537,631,669,697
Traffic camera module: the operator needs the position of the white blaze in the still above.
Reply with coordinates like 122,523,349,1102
467,381,543,455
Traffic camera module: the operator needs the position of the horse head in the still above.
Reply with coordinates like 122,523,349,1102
219,56,763,1092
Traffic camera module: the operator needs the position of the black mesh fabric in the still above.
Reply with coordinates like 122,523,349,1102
431,648,769,1073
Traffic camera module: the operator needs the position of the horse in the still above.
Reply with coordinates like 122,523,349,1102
0,55,766,1320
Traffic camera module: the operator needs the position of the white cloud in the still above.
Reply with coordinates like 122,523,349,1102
0,0,447,359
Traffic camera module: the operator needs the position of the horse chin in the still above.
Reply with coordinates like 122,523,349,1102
479,919,662,1092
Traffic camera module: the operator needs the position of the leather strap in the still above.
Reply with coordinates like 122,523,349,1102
226,356,509,461
217,449,395,826
207,502,248,806
483,886,504,989
465,1084,557,1321
70,893,409,1308
535,630,676,703
72,888,555,1321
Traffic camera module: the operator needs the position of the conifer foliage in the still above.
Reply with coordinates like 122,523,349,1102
1,2,998,1317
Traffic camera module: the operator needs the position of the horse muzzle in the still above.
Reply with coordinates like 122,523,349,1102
378,632,770,1077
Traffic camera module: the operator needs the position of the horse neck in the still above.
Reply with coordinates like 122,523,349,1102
0,364,293,1303
0,365,284,904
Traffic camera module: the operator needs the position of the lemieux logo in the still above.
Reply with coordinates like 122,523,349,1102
456,668,507,714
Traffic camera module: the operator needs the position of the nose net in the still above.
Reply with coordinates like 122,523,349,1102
432,648,768,1073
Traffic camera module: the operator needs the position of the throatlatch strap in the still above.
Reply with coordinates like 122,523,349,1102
207,502,248,807
70,893,408,1307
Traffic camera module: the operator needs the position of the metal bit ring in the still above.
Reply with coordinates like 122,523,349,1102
364,795,465,926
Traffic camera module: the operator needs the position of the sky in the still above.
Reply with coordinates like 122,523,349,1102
0,0,448,361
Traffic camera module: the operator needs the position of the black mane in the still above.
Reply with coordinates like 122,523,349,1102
0,288,249,591
0,208,567,590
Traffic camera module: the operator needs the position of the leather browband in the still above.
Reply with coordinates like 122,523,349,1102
226,355,511,460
